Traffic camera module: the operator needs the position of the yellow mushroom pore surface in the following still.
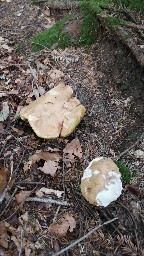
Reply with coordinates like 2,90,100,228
81,157,123,207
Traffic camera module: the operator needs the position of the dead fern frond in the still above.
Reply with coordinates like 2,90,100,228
91,230,114,249
117,235,138,256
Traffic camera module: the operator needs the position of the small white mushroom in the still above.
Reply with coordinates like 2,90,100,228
81,157,123,207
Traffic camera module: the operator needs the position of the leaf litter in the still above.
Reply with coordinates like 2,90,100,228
48,214,76,238
0,1,144,255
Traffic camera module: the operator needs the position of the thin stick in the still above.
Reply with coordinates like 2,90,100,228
52,217,118,256
0,187,18,217
115,132,144,160
26,197,71,206
15,181,45,185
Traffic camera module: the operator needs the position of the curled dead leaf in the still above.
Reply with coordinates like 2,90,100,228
63,138,82,167
0,221,8,248
36,188,64,198
15,191,31,203
48,69,64,80
38,160,60,176
29,150,61,164
48,214,76,237
0,167,9,198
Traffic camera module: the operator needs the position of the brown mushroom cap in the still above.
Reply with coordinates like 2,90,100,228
20,83,86,139
81,157,123,206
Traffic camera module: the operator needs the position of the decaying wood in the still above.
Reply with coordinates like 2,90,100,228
97,14,144,66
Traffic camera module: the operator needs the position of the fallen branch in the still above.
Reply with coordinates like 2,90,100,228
97,14,144,66
26,197,71,206
52,217,118,256
115,132,144,160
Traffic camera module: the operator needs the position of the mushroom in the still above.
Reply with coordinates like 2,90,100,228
81,157,123,207
20,83,86,139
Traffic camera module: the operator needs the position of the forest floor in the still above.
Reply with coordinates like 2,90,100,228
0,0,144,255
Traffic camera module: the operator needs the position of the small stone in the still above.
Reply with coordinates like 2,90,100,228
134,149,144,160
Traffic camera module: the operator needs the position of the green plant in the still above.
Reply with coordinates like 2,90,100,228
32,14,74,51
113,0,144,13
115,160,131,184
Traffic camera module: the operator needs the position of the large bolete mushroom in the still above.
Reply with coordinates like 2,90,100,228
20,83,86,139
81,157,123,207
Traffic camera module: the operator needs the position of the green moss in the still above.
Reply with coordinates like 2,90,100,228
115,160,131,184
80,0,112,14
113,0,144,13
32,11,99,50
32,14,74,51
78,13,98,46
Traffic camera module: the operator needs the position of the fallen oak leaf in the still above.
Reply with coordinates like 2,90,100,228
15,190,32,203
63,138,82,167
48,214,76,237
38,160,60,176
0,221,8,248
48,69,64,80
29,150,61,164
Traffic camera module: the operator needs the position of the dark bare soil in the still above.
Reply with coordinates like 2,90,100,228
0,1,144,256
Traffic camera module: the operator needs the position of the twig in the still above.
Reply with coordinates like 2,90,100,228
18,227,24,256
26,197,71,206
0,187,18,217
122,22,144,31
117,202,140,253
31,41,51,51
115,132,144,160
52,217,118,256
15,181,45,185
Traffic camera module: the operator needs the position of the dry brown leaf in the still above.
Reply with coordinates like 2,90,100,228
38,160,60,176
4,222,18,236
48,69,64,80
0,222,8,248
28,86,45,99
63,138,82,167
36,188,64,198
125,184,140,197
29,150,61,164
0,167,9,197
15,190,31,203
48,214,76,237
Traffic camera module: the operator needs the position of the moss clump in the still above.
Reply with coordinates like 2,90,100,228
81,0,112,14
115,160,131,184
78,13,98,46
32,14,74,51
113,0,144,13
32,11,99,50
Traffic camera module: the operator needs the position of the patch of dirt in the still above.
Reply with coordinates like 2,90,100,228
62,16,82,40
0,1,144,256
